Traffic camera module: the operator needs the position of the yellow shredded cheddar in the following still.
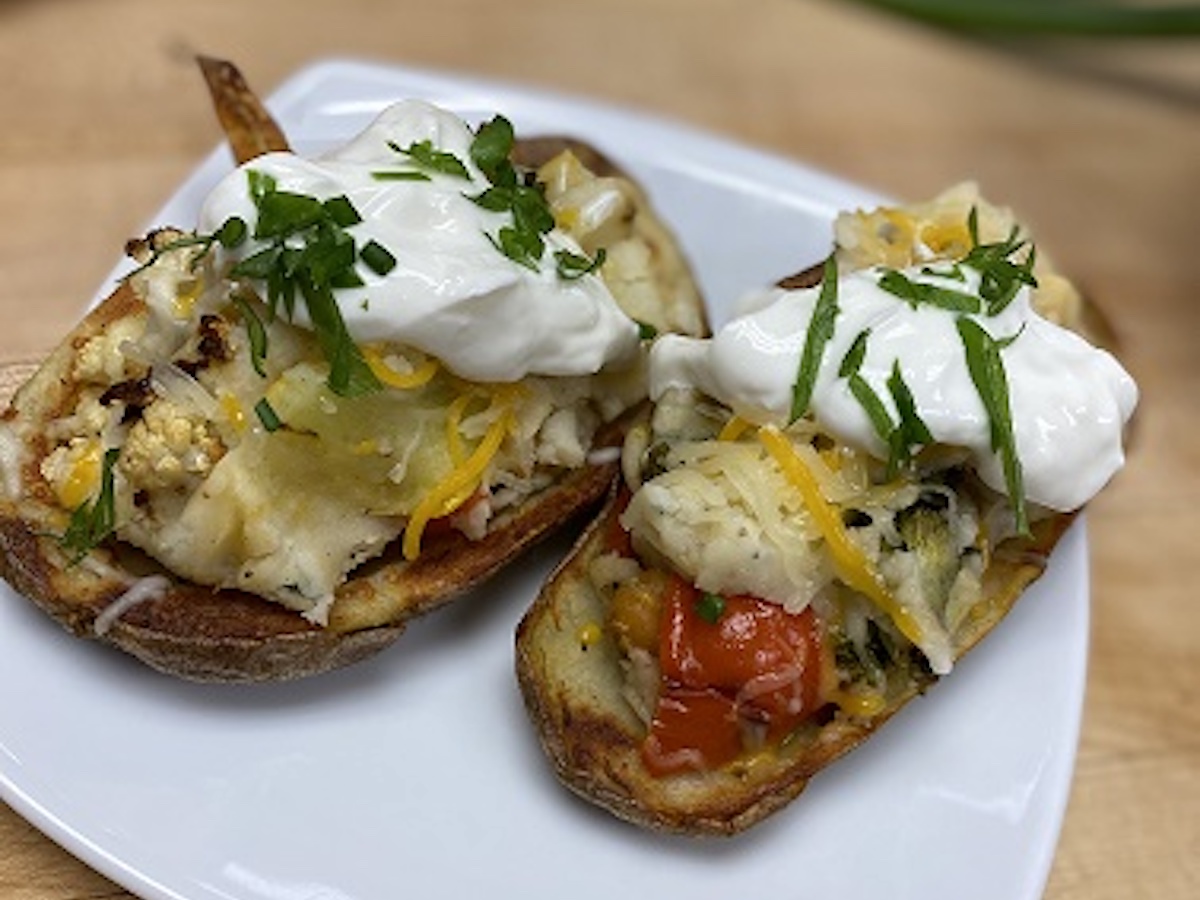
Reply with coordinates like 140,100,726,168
757,425,926,649
361,344,440,390
718,415,752,442
402,395,514,561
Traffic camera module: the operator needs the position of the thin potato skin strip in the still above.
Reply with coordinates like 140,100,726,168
197,55,291,163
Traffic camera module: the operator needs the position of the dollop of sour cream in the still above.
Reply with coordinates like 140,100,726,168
198,100,639,382
651,265,1138,512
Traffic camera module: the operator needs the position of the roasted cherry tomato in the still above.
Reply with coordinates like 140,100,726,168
642,574,823,775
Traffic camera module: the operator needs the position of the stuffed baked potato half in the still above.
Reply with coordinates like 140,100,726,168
515,185,1136,835
0,59,708,682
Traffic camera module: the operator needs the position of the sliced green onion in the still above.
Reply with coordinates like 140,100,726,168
695,592,726,625
371,170,431,182
254,397,283,432
555,247,606,280
956,317,1028,535
636,320,659,341
854,0,1200,37
790,256,840,424
60,448,120,562
233,295,269,378
360,239,397,276
470,115,516,185
322,195,362,227
389,139,471,179
253,190,327,240
885,361,934,474
878,269,981,313
216,216,248,248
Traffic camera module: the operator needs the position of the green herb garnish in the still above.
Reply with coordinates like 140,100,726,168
388,139,471,180
840,330,894,445
470,115,517,185
60,448,120,562
636,320,659,341
555,247,607,280
878,268,982,313
853,0,1200,37
839,331,932,475
956,317,1029,535
790,256,840,424
228,171,382,397
360,239,397,276
254,397,283,432
371,170,432,182
962,208,1039,316
695,592,727,625
233,294,269,378
123,215,248,280
885,360,934,474
323,195,362,228
466,115,606,278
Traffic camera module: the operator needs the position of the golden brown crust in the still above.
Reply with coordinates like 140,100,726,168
515,487,1076,835
196,55,291,164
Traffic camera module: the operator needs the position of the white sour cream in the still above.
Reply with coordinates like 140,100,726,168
198,100,639,382
650,265,1138,512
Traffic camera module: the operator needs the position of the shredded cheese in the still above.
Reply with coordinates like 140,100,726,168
757,425,927,651
362,344,440,390
94,575,172,636
402,394,514,561
717,415,752,442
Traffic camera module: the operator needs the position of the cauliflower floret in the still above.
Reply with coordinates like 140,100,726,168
119,398,225,492
72,317,147,385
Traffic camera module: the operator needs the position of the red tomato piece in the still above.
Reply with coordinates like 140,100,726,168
643,574,824,774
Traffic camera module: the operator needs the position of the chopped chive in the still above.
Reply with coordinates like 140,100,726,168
555,247,606,280
389,139,471,179
470,115,516,184
60,448,120,562
695,592,726,625
216,216,247,248
885,361,934,475
253,190,326,239
848,373,895,448
360,239,397,276
322,195,362,227
232,295,269,378
790,256,840,424
636,320,659,341
878,269,981,313
956,317,1028,535
254,397,283,432
371,170,431,182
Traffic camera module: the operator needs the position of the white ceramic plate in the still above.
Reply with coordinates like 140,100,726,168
0,60,1087,900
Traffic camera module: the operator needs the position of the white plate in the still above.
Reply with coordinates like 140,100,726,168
0,59,1086,900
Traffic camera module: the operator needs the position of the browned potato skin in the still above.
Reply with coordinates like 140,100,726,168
0,60,707,682
515,480,1075,836
0,281,630,681
197,55,291,163
514,260,1080,835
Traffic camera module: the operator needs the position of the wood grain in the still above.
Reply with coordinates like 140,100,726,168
1,0,1197,897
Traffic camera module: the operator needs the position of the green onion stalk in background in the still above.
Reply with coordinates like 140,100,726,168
852,0,1200,36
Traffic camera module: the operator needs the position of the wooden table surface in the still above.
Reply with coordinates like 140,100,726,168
0,1,1196,897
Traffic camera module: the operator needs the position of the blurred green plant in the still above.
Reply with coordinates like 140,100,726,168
855,0,1200,35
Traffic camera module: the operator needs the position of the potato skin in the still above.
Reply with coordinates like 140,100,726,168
0,128,703,683
515,443,1076,837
